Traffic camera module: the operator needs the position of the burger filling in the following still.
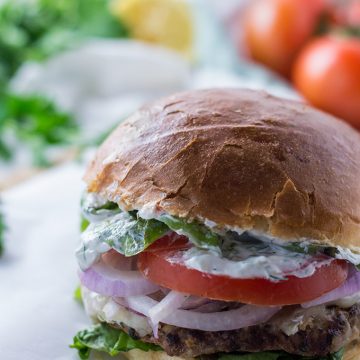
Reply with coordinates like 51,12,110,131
71,192,360,360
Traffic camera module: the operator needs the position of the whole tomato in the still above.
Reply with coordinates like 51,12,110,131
293,36,360,129
330,0,360,27
243,0,326,77
347,0,360,26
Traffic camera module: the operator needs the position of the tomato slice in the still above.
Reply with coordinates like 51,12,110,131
137,234,348,306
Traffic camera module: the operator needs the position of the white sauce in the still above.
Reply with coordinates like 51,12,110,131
330,291,360,308
81,286,152,337
76,228,111,270
336,247,360,265
78,193,360,281
76,212,140,270
182,242,333,281
137,203,163,220
82,192,109,209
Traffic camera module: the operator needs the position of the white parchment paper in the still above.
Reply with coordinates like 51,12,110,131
0,163,96,359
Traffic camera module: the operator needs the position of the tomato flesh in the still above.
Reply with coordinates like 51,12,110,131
138,235,348,306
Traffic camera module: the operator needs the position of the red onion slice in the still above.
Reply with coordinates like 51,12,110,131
121,296,281,332
79,260,160,297
302,269,360,308
148,291,189,337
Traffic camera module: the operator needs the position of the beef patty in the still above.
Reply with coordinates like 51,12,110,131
117,303,360,358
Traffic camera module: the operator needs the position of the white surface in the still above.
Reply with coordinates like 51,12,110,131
0,163,90,359
11,39,191,140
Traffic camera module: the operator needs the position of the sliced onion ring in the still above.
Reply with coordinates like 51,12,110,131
302,268,360,308
149,290,188,324
79,260,160,297
118,295,281,332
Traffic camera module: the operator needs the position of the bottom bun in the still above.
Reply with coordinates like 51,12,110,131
123,349,190,360
122,346,360,360
344,341,360,360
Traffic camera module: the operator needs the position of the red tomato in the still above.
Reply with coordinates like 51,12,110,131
138,235,348,306
243,0,325,77
347,1,360,26
293,36,360,129
331,1,360,27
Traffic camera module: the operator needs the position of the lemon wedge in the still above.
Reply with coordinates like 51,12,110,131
110,0,193,57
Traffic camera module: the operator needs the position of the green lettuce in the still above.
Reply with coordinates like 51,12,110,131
80,211,222,260
217,348,344,360
80,196,360,268
70,323,162,359
83,211,169,257
80,193,222,258
159,214,220,248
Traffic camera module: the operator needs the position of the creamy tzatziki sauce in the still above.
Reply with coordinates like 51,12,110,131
181,235,333,281
78,192,360,281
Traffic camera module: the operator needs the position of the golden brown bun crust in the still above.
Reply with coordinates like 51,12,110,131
119,345,360,360
344,341,360,360
84,88,360,250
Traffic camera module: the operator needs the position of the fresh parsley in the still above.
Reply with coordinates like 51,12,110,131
0,0,128,86
0,92,78,166
0,0,129,165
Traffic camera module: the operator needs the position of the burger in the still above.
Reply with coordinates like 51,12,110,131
71,89,360,360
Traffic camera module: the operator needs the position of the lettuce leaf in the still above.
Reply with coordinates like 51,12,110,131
81,212,169,258
80,211,222,263
159,214,220,248
70,323,161,359
79,190,222,263
217,348,344,360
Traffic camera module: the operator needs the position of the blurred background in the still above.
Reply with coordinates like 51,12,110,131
0,0,360,248
0,2,359,357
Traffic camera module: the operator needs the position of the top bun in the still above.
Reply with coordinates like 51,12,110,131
84,89,360,251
